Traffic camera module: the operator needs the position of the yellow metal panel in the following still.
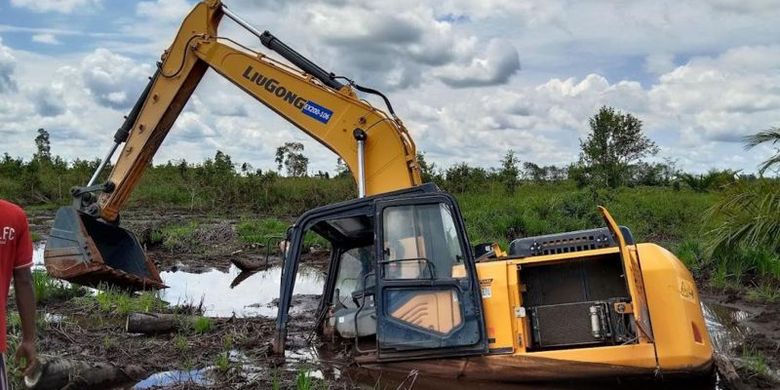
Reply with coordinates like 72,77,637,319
475,261,514,352
527,344,658,368
98,2,221,221
637,243,713,370
507,264,527,352
598,206,654,343
193,40,420,196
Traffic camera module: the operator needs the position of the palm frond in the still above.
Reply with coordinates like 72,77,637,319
758,155,780,175
705,180,780,255
744,127,780,149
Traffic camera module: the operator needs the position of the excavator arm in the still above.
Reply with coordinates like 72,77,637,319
98,0,420,221
44,0,421,289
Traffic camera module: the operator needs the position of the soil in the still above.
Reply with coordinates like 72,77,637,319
701,290,780,388
19,208,780,389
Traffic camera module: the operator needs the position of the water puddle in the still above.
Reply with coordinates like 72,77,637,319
33,242,45,268
159,265,324,317
133,369,211,389
702,302,753,354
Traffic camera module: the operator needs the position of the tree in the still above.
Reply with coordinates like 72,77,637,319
335,158,350,179
416,151,440,183
579,106,658,188
34,128,51,163
274,142,309,177
744,127,780,175
498,150,520,193
443,163,489,193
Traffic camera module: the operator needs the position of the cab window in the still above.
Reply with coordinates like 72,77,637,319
382,203,466,280
332,246,374,308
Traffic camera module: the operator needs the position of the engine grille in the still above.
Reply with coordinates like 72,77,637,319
509,226,634,257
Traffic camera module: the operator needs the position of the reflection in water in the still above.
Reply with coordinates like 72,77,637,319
33,242,45,267
159,265,324,317
702,303,752,354
133,369,210,389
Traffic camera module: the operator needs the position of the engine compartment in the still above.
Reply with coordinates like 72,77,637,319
520,253,637,351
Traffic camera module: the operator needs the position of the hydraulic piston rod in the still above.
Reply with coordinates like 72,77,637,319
222,5,344,91
354,129,367,198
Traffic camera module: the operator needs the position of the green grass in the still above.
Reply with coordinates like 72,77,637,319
32,269,84,304
192,316,213,334
741,345,771,378
237,218,288,244
746,283,780,303
160,221,199,251
93,287,167,316
214,352,230,372
272,371,281,390
174,334,189,352
456,184,713,247
296,368,314,390
237,217,329,252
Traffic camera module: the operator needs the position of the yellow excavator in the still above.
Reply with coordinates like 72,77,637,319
44,0,713,383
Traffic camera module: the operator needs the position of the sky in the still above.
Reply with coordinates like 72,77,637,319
0,0,779,175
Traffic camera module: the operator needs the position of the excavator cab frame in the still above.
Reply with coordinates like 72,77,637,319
274,183,488,360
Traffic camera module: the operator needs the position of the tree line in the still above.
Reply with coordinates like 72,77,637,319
1,106,776,208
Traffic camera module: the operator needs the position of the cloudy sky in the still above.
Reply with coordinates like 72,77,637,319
0,0,779,175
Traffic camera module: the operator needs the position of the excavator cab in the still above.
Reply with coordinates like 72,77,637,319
45,206,165,290
274,184,488,360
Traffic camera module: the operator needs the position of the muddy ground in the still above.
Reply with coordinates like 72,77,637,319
19,208,780,389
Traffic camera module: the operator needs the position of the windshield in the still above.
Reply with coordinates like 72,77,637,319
382,202,465,280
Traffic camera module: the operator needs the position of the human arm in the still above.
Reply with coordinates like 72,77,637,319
13,267,36,376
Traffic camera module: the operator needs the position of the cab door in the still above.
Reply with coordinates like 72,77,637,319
375,195,487,360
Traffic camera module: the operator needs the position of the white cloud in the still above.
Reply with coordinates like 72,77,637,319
10,0,101,14
435,39,521,88
135,0,192,23
644,53,675,75
648,45,780,145
2,0,780,177
0,38,16,93
31,33,61,45
79,48,154,109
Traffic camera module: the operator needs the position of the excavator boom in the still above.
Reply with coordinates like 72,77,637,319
44,0,421,290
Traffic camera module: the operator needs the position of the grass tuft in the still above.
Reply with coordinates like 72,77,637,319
32,270,84,304
192,316,213,334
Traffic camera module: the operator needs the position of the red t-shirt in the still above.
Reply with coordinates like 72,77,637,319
0,200,33,352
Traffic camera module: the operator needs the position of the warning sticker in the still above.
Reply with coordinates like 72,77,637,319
679,279,696,303
481,287,492,299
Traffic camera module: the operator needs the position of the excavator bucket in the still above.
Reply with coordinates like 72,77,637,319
44,207,166,290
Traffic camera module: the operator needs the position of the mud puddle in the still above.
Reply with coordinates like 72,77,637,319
159,264,325,317
703,303,752,354
134,369,211,389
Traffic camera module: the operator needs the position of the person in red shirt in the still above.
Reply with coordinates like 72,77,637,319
0,199,37,387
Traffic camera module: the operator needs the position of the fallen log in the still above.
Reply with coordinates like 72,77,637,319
230,270,258,288
230,256,267,272
125,312,181,334
714,352,748,390
24,357,146,390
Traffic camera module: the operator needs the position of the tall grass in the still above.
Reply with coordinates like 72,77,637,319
457,184,712,248
31,270,84,304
